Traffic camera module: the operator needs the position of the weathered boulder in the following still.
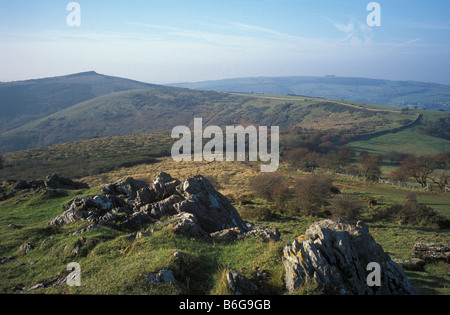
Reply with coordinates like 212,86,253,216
174,175,249,234
45,174,89,190
283,218,420,295
412,243,449,263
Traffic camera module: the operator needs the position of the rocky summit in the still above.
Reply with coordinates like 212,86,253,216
283,218,420,295
48,172,279,241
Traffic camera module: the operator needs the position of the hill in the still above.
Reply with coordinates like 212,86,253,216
0,71,157,134
169,76,450,111
0,76,423,154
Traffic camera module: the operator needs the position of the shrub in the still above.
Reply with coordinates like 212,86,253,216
239,205,277,221
248,173,286,202
402,192,417,204
294,176,334,216
373,200,450,229
328,195,363,221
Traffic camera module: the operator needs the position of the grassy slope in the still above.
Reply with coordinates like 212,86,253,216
0,72,157,134
0,90,414,154
0,92,448,295
348,109,450,156
1,158,448,295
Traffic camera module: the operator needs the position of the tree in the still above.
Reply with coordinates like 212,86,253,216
388,167,409,184
0,155,3,170
398,155,437,188
358,153,382,181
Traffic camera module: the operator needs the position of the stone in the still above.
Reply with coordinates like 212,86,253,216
0,257,10,264
13,180,31,190
226,271,259,295
168,212,208,237
19,242,34,254
241,224,281,242
283,218,420,295
147,269,176,285
49,194,123,227
48,173,276,242
210,227,244,240
412,243,449,263
135,187,158,208
102,177,148,199
393,258,426,272
153,172,181,200
71,237,86,256
174,175,249,234
45,174,89,190
144,194,183,219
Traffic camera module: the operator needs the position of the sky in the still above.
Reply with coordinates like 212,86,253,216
0,0,449,84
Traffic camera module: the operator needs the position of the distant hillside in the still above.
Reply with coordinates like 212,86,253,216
0,83,418,154
0,71,157,133
169,76,450,111
2,72,448,155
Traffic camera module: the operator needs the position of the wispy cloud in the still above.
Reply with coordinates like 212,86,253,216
126,20,328,52
331,18,373,46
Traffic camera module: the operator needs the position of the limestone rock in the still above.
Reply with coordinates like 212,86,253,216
102,177,148,199
174,175,248,234
48,173,275,243
147,269,176,285
412,243,449,263
168,212,208,237
392,258,426,272
283,218,420,295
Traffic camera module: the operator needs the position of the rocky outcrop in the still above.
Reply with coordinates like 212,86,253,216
48,173,277,242
283,218,420,295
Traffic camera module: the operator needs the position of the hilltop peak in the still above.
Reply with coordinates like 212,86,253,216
65,71,100,77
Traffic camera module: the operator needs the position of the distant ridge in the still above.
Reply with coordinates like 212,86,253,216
168,76,450,111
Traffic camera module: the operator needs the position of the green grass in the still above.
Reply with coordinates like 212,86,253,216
348,109,450,157
349,126,450,156
0,132,174,182
1,172,448,295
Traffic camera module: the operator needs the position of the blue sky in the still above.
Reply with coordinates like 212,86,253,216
1,0,449,84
